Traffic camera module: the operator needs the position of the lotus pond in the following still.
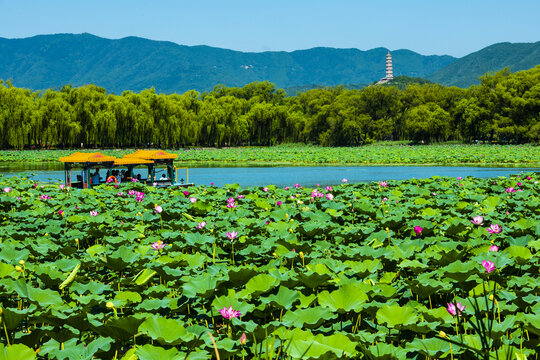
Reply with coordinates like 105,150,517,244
0,144,539,166
0,174,539,359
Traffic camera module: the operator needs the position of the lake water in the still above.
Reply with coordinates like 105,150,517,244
1,163,538,188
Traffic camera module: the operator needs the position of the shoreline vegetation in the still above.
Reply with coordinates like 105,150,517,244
0,144,538,167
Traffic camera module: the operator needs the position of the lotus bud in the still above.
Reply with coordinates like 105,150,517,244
299,251,304,259
106,301,115,309
273,252,278,258
19,260,24,265
239,332,247,345
439,331,447,338
15,265,22,272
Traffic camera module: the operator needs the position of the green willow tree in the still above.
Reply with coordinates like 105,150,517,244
0,66,538,148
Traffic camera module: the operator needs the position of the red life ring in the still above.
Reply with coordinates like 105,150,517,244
107,176,118,183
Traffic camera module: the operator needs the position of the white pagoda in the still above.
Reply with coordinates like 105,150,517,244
377,51,394,84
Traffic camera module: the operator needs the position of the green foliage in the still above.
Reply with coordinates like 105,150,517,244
0,172,539,358
0,65,539,148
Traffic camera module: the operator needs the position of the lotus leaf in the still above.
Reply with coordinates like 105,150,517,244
244,273,280,296
93,316,146,342
442,260,478,282
365,342,409,359
280,307,336,329
317,283,369,313
405,337,450,357
376,304,419,328
260,286,300,309
138,316,194,345
135,344,184,360
132,268,158,286
0,343,36,360
285,330,358,359
506,245,533,265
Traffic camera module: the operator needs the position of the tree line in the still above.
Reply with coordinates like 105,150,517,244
0,66,538,149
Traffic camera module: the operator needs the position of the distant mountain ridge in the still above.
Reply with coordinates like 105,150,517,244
0,34,538,93
428,41,540,87
0,33,455,94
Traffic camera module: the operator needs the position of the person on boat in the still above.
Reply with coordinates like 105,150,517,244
91,168,101,185
161,173,168,180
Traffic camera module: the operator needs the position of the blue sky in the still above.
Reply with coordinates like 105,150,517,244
1,0,539,57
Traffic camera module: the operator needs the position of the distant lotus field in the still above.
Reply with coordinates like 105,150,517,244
0,144,539,166
0,173,539,359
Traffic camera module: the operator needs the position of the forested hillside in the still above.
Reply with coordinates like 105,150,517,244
0,66,538,149
0,33,455,93
429,41,540,87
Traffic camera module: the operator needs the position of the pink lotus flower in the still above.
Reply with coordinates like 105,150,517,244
131,177,138,182
135,192,145,202
190,197,197,203
471,216,484,225
526,176,531,180
414,226,423,235
219,306,241,319
236,195,245,199
227,197,235,203
183,190,189,196
489,245,499,252
284,186,290,190
263,187,269,192
379,181,388,188
197,221,207,229
90,210,98,216
382,197,388,202
326,193,334,200
487,224,502,234
151,240,166,250
325,186,333,191
294,184,301,188
482,260,496,273
59,184,65,190
226,231,238,241
226,201,237,209
456,177,462,180
342,178,348,183
210,182,214,186
277,201,282,206
154,205,163,214
3,187,11,193
239,332,247,345
58,210,64,216
505,187,517,193
517,182,522,187
40,194,51,200
447,302,465,316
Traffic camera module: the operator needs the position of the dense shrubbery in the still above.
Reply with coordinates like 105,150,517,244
0,66,538,149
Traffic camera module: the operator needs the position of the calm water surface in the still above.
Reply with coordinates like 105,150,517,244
1,163,538,187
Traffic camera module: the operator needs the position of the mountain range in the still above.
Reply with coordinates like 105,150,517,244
0,33,538,94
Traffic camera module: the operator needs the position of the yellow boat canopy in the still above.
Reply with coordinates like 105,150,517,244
59,152,117,163
114,156,154,165
124,150,178,160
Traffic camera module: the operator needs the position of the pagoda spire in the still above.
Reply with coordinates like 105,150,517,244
385,51,393,80
377,51,394,84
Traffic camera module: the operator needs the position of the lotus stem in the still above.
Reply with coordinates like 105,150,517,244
2,320,10,346
207,332,221,360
